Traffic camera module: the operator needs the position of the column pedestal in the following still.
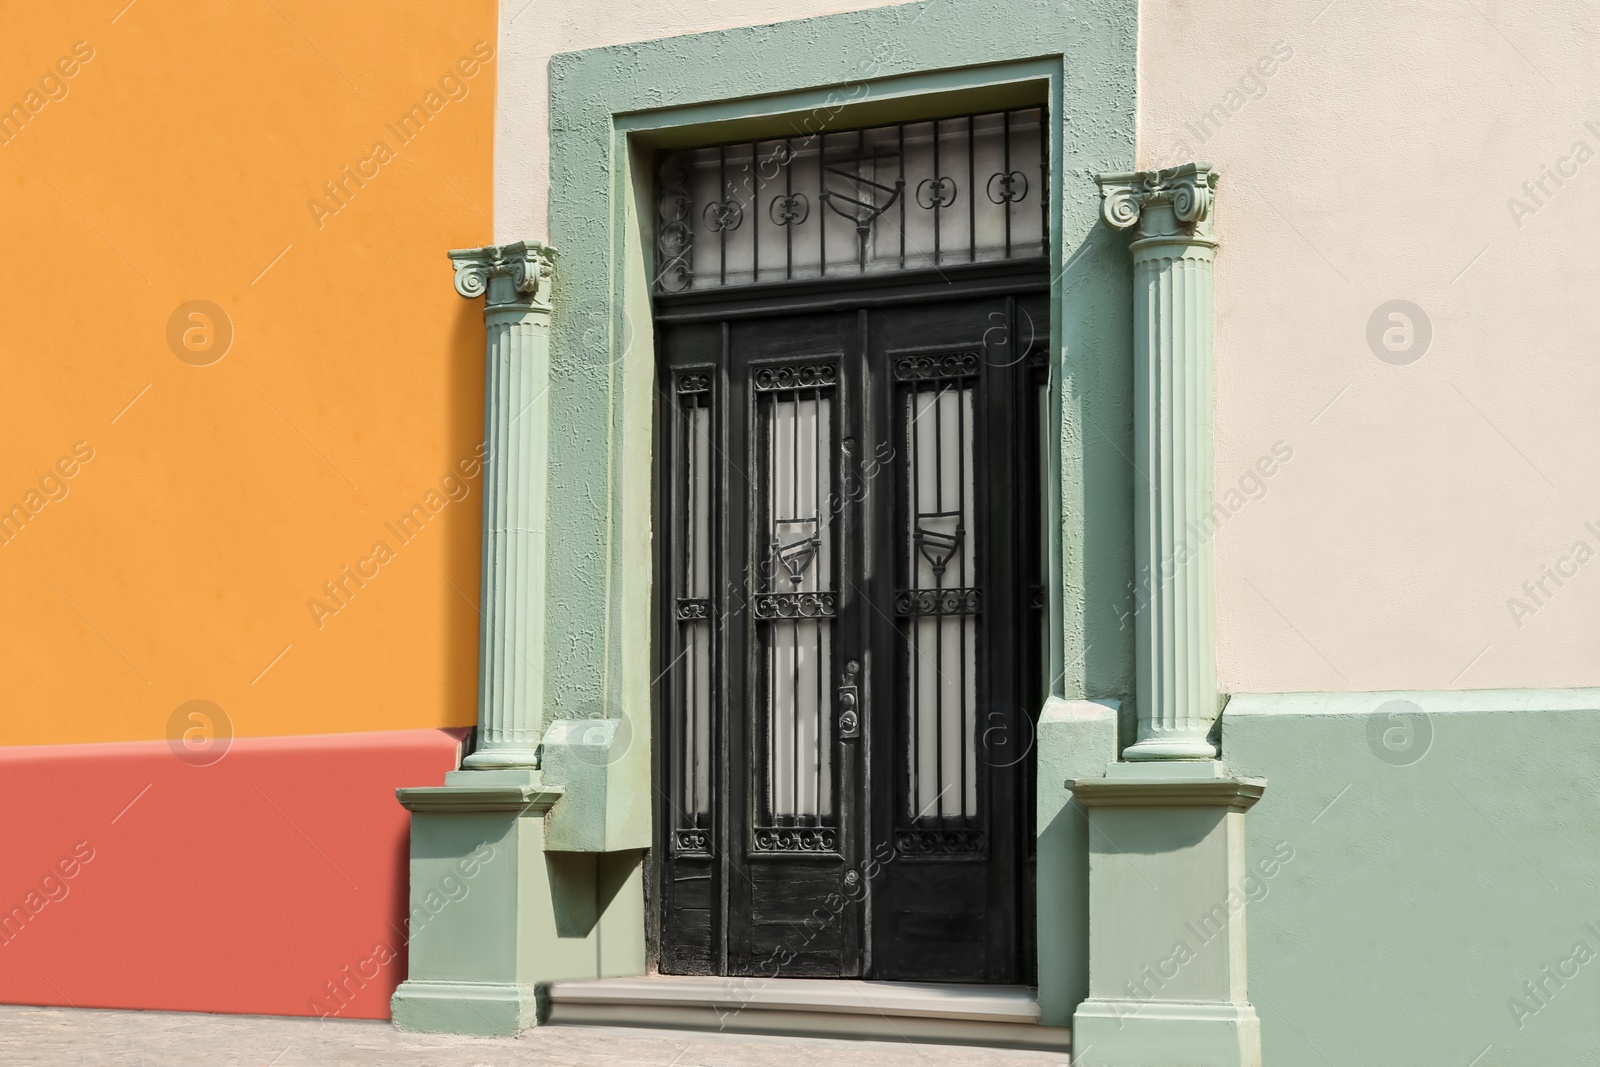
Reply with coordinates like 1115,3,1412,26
1069,763,1265,1067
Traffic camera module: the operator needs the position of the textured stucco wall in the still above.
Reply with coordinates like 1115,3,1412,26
1226,692,1600,1066
1,3,497,745
496,0,902,244
1139,0,1600,693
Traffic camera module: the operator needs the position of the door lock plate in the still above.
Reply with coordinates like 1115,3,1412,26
838,685,859,738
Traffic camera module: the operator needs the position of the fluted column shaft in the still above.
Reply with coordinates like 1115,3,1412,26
449,241,557,769
1098,166,1219,760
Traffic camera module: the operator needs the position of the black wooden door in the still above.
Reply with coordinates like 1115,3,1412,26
654,280,1046,983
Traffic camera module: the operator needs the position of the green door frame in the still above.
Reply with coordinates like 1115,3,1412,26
540,0,1138,1016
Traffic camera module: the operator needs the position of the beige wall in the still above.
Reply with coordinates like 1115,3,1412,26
499,0,1600,694
1140,0,1600,692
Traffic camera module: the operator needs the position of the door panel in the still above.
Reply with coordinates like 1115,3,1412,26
655,288,1045,983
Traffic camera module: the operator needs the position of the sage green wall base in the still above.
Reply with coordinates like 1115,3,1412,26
1035,697,1120,1026
1225,690,1600,1067
1073,1001,1260,1067
391,773,647,1036
391,980,539,1037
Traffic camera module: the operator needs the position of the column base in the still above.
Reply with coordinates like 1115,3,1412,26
461,747,542,770
1073,999,1261,1067
1122,736,1217,760
390,979,539,1036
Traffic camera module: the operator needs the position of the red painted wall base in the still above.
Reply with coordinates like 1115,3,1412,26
0,728,466,1019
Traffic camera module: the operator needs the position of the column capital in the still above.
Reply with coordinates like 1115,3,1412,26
1096,163,1219,243
448,240,557,312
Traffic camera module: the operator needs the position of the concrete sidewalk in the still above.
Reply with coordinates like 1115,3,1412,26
0,1005,1074,1066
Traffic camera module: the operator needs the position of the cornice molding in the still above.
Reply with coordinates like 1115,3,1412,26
1067,774,1264,811
1096,163,1218,243
449,240,557,312
396,784,564,814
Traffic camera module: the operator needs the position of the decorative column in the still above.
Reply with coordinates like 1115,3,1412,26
389,240,647,1037
450,241,554,769
1097,164,1220,761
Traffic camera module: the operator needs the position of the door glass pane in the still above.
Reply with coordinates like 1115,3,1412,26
672,381,713,852
898,368,981,831
754,372,836,849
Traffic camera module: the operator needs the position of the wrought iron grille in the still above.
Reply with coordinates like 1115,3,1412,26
669,371,714,853
755,364,838,850
896,348,982,841
655,108,1047,293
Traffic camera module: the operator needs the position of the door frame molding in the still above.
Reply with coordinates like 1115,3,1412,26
540,0,1138,980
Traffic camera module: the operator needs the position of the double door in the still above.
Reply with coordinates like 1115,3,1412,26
655,288,1046,982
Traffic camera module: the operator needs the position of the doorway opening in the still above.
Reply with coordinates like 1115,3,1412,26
651,108,1049,983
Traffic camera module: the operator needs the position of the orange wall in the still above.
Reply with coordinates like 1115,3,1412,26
0,2,497,745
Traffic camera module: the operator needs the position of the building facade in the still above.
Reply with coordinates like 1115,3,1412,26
3,2,1598,1065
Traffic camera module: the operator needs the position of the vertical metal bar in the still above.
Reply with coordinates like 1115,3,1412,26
898,124,906,270
718,145,727,287
785,138,794,280
932,121,942,266
751,143,760,283
791,395,800,822
957,387,967,821
858,127,867,273
819,133,827,277
813,389,822,821
933,385,944,821
792,615,800,821
907,387,919,822
771,396,777,825
1003,110,1014,259
968,114,976,263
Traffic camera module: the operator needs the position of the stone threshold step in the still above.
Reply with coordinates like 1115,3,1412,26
542,976,1071,1051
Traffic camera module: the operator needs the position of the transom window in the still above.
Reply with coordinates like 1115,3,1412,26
654,108,1047,293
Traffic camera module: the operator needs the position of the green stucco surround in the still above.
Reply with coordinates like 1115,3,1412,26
1035,698,1120,1025
544,0,1136,1018
1224,690,1600,1067
546,0,1139,760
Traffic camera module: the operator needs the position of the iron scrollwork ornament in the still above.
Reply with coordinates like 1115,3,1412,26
655,153,695,292
755,827,838,852
770,193,810,226
754,591,836,619
915,176,958,210
895,828,987,855
987,169,1029,204
704,198,744,233
892,349,980,381
753,362,837,391
674,829,710,853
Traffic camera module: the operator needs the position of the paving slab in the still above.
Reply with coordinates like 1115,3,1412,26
0,1005,1075,1067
